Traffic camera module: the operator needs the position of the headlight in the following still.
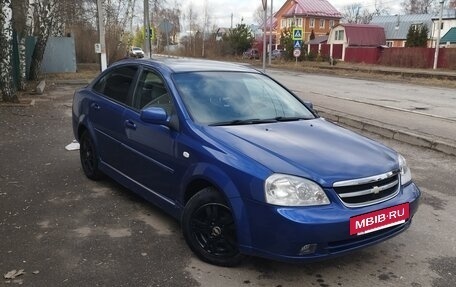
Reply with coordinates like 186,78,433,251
265,174,330,206
398,154,412,185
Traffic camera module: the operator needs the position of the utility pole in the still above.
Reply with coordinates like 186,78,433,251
97,0,107,71
262,0,267,72
433,0,445,70
144,0,152,58
268,0,273,65
231,13,233,29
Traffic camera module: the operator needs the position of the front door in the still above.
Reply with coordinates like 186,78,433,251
119,68,179,201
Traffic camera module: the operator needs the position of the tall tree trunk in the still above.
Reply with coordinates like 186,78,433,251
0,0,18,102
12,0,33,90
29,0,59,81
29,36,48,81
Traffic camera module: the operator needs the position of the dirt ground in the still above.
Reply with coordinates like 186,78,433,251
1,82,455,287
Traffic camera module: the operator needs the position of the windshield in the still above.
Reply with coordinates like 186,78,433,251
173,72,315,125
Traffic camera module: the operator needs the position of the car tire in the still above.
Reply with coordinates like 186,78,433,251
79,130,103,180
182,187,244,267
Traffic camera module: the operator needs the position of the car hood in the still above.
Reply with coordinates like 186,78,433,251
200,119,398,187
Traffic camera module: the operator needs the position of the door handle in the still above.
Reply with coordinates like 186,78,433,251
124,120,137,130
91,103,101,110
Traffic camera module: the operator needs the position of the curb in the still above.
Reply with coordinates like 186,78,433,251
317,108,456,157
51,79,91,85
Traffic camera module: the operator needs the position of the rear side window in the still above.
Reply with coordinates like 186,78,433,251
93,66,138,104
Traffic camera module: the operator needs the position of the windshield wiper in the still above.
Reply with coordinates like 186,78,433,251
273,116,313,122
209,118,277,126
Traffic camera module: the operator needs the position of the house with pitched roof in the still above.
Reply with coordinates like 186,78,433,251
328,24,386,47
441,27,456,47
371,14,433,47
327,23,386,61
274,0,342,44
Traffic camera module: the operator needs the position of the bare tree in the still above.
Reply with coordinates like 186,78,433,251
183,2,199,56
0,0,18,102
201,0,210,57
253,5,264,26
29,0,64,81
373,0,391,16
159,7,182,45
343,3,373,24
401,0,434,14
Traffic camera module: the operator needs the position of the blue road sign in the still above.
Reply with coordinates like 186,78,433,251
294,40,302,49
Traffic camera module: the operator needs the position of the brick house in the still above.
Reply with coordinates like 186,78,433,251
274,0,342,44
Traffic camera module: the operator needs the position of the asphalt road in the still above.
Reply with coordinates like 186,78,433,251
267,70,456,145
0,81,455,287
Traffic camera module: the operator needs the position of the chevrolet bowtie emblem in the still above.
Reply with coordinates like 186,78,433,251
372,186,381,194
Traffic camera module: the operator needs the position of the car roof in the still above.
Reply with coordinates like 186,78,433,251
112,57,261,74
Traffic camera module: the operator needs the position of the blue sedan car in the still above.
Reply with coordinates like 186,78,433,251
72,58,420,266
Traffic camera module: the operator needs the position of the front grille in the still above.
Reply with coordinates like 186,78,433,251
333,171,400,207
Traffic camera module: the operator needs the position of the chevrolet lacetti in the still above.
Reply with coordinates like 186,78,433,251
72,58,421,266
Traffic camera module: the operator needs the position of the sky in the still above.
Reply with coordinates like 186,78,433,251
181,0,403,28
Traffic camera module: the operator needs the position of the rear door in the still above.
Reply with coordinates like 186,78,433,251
89,65,138,169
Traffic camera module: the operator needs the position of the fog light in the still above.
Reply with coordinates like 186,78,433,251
298,244,317,255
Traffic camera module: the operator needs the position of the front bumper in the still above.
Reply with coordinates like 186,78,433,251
238,182,420,262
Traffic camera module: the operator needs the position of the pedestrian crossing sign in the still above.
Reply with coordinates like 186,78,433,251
294,40,302,48
292,28,303,40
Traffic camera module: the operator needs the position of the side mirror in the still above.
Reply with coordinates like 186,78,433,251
140,107,169,126
303,101,319,116
303,101,314,110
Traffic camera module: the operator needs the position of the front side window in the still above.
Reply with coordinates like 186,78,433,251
133,69,172,113
173,72,315,125
93,65,138,105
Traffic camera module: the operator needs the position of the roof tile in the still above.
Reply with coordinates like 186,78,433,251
341,24,386,46
283,0,342,18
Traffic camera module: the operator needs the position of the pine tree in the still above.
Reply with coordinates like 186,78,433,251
406,25,429,47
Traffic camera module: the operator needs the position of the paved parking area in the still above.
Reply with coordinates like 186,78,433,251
1,84,455,286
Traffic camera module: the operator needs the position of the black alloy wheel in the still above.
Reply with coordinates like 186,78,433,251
182,188,244,267
79,131,103,180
